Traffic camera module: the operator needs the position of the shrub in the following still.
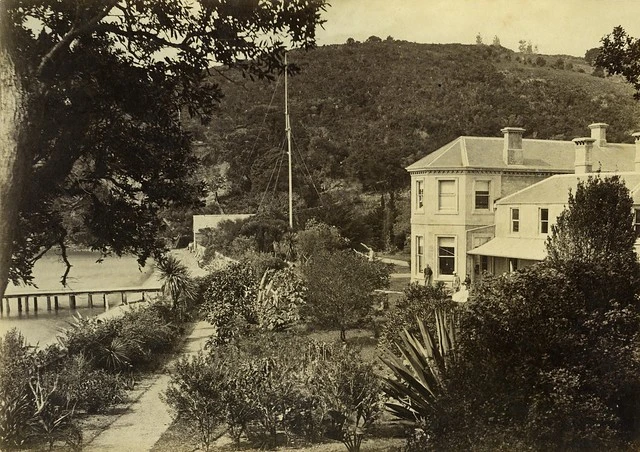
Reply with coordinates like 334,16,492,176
311,346,384,451
60,304,178,373
201,261,259,345
119,306,176,365
302,250,391,341
164,353,228,451
56,355,125,414
240,250,287,280
378,281,453,351
0,330,33,449
446,266,640,450
255,266,307,331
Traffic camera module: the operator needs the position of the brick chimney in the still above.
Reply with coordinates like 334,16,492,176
501,127,525,165
572,137,596,174
633,132,640,172
588,123,608,147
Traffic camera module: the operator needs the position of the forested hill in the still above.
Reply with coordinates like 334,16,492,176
185,40,640,222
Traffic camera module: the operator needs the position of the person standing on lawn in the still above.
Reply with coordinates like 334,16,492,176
423,264,433,286
452,272,461,292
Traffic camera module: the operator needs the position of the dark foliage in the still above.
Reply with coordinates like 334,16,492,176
4,0,327,284
301,250,391,340
598,26,640,98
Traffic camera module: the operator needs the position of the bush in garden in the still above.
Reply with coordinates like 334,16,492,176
294,219,348,263
441,266,640,451
28,371,81,451
221,333,326,446
118,306,176,366
240,250,287,280
58,314,124,371
164,353,228,451
60,304,179,373
311,346,384,451
200,261,259,345
56,355,125,414
0,329,34,448
302,250,391,341
255,266,307,331
378,281,453,351
0,331,82,450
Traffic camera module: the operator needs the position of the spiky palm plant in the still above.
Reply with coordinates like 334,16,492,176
380,309,457,424
155,255,195,311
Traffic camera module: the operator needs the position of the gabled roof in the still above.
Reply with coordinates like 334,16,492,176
406,136,636,173
496,172,640,206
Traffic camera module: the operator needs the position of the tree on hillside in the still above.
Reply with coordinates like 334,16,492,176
301,250,390,341
0,0,326,299
546,175,640,310
518,39,527,53
597,26,640,96
584,47,602,66
475,33,483,45
491,35,501,47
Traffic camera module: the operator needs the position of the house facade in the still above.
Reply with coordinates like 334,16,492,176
469,169,640,275
407,124,637,285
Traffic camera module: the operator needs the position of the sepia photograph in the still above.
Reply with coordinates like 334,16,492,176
1,0,640,450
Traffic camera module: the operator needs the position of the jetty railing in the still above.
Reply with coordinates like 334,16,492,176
1,284,163,316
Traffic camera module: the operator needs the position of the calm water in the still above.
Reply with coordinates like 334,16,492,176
0,251,157,347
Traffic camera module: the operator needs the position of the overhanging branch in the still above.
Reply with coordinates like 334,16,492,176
36,0,119,78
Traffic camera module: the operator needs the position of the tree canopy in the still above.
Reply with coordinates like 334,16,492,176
598,25,640,98
0,0,326,292
546,175,640,310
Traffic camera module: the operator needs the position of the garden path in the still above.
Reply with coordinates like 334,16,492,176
83,321,216,451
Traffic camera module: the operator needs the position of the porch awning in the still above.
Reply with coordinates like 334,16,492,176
468,237,547,261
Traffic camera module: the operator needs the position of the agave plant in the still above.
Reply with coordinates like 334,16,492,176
380,308,457,424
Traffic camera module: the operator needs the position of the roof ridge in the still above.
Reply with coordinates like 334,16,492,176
428,137,462,167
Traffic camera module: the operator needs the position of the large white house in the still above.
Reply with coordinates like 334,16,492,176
407,124,639,285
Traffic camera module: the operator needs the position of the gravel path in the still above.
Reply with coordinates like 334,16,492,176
83,321,215,451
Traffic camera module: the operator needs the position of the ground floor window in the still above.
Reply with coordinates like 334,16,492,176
509,258,518,272
416,235,424,274
438,237,455,275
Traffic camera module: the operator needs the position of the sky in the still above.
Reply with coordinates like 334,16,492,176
314,0,640,57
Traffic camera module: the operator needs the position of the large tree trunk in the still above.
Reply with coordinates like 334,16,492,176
0,12,29,300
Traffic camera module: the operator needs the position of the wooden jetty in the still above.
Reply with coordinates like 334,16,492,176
1,285,163,316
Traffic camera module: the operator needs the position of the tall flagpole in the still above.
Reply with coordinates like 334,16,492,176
285,52,293,229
